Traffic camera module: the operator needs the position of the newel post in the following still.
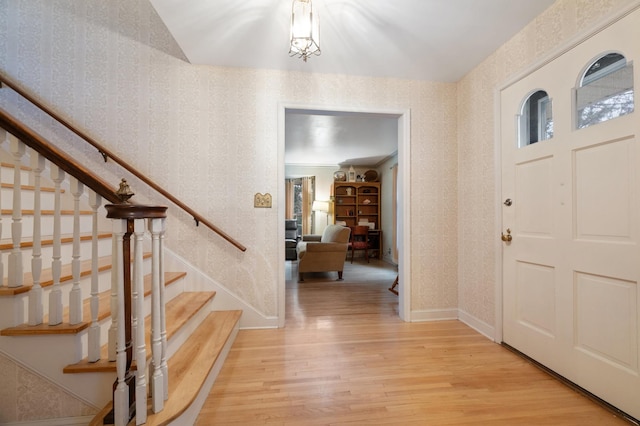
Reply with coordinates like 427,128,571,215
104,179,167,426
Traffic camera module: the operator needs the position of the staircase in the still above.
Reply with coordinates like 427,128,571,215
0,112,242,424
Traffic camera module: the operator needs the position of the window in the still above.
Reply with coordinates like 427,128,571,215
519,90,553,147
576,53,634,129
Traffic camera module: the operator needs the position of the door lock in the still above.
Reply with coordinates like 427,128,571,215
501,228,512,242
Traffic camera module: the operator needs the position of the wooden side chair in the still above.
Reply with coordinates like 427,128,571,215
349,225,370,263
389,275,399,295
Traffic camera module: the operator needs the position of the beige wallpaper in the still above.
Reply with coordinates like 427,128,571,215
0,0,634,421
0,352,96,423
0,0,458,319
456,0,636,326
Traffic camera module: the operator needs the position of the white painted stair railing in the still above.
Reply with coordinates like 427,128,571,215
106,204,168,425
0,73,246,423
0,124,169,425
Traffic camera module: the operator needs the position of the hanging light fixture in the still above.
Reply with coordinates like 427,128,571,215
289,0,320,62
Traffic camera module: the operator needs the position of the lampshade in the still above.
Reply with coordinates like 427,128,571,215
289,0,320,62
312,200,329,213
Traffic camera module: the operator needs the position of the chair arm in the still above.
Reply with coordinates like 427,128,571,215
301,234,322,242
304,242,347,252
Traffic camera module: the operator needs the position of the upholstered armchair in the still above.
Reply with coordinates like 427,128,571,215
285,219,299,261
296,224,351,281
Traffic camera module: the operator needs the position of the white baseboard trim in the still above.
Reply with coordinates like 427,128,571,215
1,416,94,426
410,309,496,342
457,309,496,341
409,308,458,322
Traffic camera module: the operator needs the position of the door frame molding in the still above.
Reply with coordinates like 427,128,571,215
493,0,640,343
277,102,412,327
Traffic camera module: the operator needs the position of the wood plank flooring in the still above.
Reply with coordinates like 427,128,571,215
196,260,632,425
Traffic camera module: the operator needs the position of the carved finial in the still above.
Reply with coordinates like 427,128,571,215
116,178,134,203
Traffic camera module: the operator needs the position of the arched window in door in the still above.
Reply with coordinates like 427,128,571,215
518,89,553,147
576,52,634,129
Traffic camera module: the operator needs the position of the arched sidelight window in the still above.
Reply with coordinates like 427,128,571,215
519,90,553,148
576,52,634,129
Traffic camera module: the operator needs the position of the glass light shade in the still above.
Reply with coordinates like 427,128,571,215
312,200,329,212
289,0,320,62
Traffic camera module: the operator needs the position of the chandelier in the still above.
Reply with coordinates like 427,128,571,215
289,0,320,62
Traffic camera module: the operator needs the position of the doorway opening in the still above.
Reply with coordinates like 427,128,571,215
278,105,411,326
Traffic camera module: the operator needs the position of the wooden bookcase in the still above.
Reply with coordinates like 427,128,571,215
333,182,382,258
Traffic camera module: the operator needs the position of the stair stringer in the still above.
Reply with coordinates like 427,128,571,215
163,248,278,329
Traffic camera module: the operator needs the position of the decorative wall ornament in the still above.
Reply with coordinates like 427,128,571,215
254,193,272,208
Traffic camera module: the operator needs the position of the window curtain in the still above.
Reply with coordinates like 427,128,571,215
392,163,398,263
285,179,295,219
301,176,314,235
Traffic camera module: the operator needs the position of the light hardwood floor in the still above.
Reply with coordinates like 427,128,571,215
196,259,632,425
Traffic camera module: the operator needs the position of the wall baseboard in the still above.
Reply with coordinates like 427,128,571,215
409,308,458,322
1,416,95,426
458,309,496,341
410,308,496,342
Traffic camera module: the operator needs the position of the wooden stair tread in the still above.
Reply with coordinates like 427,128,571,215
0,161,31,171
0,232,112,251
0,271,186,336
1,181,62,192
0,252,152,296
144,310,241,426
73,271,187,324
89,310,242,426
1,208,93,215
63,291,216,373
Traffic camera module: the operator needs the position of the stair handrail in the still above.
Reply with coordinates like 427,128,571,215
0,107,121,204
0,72,246,252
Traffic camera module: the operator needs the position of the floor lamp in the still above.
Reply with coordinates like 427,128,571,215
311,200,330,233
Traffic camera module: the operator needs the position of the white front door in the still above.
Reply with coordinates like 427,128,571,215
501,9,640,420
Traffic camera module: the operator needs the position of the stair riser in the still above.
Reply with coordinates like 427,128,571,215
4,271,112,328
1,236,113,281
1,258,155,328
0,168,31,185
1,187,57,210
76,276,187,362
164,295,213,360
0,213,94,239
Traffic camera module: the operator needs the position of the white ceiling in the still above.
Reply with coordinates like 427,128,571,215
150,0,556,166
285,110,399,167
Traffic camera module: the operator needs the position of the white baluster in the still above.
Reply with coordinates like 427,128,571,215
48,165,65,325
149,217,165,414
88,192,102,362
133,218,147,424
159,219,168,401
112,218,129,426
7,135,25,288
108,233,118,362
69,178,84,325
28,153,45,325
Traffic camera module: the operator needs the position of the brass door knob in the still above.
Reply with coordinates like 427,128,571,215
501,228,512,242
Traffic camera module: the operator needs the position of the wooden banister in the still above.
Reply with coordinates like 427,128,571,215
0,72,246,252
0,107,120,204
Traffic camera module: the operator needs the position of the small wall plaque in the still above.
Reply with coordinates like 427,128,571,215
254,193,272,208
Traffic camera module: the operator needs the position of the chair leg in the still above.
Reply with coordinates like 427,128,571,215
298,273,304,282
337,271,343,280
389,275,398,295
